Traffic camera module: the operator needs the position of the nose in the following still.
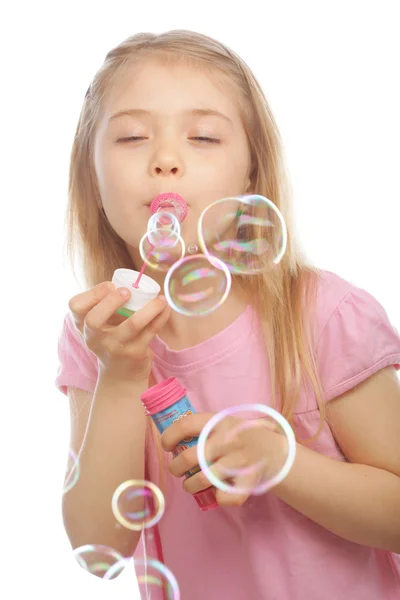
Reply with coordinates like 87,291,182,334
154,165,178,175
149,140,184,178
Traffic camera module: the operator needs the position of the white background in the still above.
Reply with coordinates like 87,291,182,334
1,1,399,598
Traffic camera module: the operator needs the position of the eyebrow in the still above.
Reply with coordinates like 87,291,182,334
108,108,233,126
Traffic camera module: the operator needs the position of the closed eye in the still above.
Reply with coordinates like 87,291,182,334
117,136,221,144
117,137,146,142
191,137,221,144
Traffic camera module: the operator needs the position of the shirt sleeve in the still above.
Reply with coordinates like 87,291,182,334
316,288,400,402
55,311,99,396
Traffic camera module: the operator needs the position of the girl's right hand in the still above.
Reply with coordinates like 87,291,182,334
68,281,171,383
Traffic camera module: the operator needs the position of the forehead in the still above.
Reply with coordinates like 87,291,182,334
104,58,242,122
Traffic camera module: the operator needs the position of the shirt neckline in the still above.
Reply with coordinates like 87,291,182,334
150,304,257,372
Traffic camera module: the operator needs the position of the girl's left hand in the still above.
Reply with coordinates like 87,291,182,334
160,412,285,507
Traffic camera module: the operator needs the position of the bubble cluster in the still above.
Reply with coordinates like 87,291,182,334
197,404,296,496
111,479,165,531
140,193,288,317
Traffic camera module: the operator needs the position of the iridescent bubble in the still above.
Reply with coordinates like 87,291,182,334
187,243,198,254
111,480,165,531
63,448,80,494
134,558,180,600
164,254,231,316
104,557,180,598
197,194,287,274
73,544,125,579
147,211,180,246
197,404,296,496
139,231,185,272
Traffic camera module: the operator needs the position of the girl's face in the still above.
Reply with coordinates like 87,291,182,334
94,58,252,263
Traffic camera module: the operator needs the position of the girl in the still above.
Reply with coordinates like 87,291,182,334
56,30,400,599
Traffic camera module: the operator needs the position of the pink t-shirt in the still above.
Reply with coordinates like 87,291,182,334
56,269,400,599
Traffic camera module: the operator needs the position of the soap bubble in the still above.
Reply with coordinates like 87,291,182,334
112,480,165,531
134,558,180,600
63,448,80,494
187,243,198,254
197,194,287,274
197,404,296,496
164,254,231,316
139,231,185,272
73,544,125,579
104,557,180,599
147,211,180,246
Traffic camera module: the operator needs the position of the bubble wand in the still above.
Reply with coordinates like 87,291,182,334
132,242,154,289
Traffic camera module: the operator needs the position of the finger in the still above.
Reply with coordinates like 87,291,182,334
115,296,170,343
168,446,199,478
161,413,215,452
212,458,261,507
210,453,265,482
204,418,272,462
69,282,115,323
84,287,134,331
133,301,172,348
215,487,250,508
182,469,214,495
69,281,114,315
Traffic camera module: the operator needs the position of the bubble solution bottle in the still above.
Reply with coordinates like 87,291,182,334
141,377,218,512
112,268,160,317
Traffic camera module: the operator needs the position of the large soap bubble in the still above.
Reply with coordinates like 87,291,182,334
164,254,231,316
197,404,296,496
197,194,287,275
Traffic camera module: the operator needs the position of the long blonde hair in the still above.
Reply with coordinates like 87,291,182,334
65,30,327,478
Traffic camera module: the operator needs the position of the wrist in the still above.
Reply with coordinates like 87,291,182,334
97,369,150,395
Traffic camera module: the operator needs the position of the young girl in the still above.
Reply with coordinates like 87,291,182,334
56,30,400,599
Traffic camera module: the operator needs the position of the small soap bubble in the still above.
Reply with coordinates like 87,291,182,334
73,544,125,579
111,480,165,531
147,211,180,246
197,194,287,274
134,558,180,600
63,448,80,495
104,557,180,598
164,254,231,316
187,243,198,254
197,404,296,496
139,231,185,272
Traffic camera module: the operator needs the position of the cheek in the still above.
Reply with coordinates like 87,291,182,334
104,156,140,198
94,140,144,199
204,151,248,189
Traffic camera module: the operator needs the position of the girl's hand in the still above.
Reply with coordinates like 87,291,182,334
68,281,171,383
161,412,285,507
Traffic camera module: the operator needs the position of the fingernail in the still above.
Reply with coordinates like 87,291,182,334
158,295,167,303
119,288,130,298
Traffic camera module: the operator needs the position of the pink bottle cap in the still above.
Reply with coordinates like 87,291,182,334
193,487,219,511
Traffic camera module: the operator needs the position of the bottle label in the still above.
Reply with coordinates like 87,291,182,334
152,394,202,478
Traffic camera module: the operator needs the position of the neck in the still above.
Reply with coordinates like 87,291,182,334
160,282,249,350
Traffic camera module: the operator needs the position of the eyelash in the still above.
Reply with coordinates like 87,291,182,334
118,136,221,144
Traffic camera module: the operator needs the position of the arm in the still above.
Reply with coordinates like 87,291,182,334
273,366,400,553
62,375,148,559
